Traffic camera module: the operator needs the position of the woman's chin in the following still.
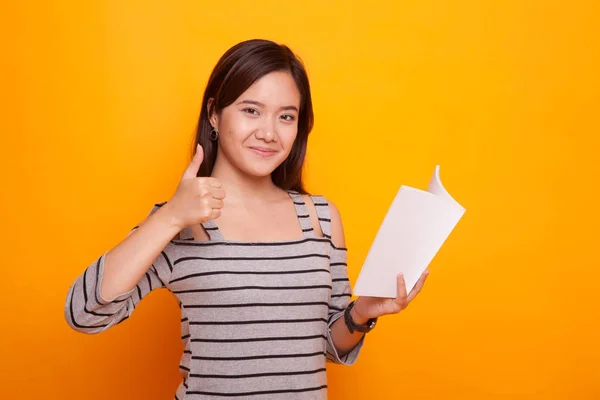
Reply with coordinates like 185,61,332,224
233,154,282,178
238,163,280,179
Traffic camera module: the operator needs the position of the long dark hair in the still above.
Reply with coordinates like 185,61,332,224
193,39,314,194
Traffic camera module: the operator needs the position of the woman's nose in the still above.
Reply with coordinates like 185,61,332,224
256,118,277,142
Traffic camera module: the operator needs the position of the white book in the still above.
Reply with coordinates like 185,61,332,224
353,166,466,298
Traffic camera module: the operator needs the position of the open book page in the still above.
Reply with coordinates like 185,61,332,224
353,166,466,298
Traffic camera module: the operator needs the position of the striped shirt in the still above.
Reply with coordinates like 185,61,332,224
65,191,363,399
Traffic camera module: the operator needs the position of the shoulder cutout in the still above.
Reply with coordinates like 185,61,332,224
327,200,346,248
302,194,346,248
189,224,210,242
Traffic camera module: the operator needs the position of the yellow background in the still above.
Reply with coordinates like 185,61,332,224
1,1,599,399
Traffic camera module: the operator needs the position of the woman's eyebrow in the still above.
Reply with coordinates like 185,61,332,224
237,99,298,112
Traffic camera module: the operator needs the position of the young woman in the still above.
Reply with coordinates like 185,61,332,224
65,38,429,399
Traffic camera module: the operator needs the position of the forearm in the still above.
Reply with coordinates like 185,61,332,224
101,203,182,301
329,306,368,357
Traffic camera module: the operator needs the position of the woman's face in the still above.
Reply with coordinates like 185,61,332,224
210,71,301,179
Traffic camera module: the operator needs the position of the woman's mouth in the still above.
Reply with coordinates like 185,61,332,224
249,146,278,158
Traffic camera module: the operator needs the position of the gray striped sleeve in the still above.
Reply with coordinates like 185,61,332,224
325,244,364,365
309,194,365,364
64,204,174,334
64,249,172,334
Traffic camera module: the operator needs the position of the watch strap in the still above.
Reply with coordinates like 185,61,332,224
344,301,377,334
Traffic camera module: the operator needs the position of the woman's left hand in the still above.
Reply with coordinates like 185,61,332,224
352,271,430,320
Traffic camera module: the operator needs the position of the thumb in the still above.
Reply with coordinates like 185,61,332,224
182,144,204,180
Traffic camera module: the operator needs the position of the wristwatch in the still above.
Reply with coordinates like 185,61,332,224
344,301,377,334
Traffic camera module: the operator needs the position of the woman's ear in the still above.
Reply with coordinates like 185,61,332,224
207,98,219,128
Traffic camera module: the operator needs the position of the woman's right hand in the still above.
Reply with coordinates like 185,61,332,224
165,144,226,229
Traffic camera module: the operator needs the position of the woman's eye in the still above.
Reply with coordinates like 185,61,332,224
281,114,296,121
243,108,259,115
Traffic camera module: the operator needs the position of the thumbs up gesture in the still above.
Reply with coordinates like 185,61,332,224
166,144,226,229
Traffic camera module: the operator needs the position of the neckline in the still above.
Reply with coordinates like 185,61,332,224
171,235,340,247
179,190,328,246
